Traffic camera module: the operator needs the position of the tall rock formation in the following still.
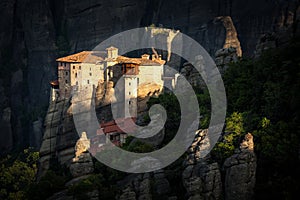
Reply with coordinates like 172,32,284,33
215,16,242,57
223,133,256,200
0,0,299,150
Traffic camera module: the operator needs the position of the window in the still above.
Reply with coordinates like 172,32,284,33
129,100,131,105
64,63,66,67
73,66,75,69
76,81,78,85
75,73,77,78
129,92,131,95
90,73,92,76
79,66,81,70
87,80,90,84
65,80,68,84
90,67,91,71
129,82,131,86
65,71,68,76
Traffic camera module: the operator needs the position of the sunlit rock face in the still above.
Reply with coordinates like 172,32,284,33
70,132,94,178
215,16,242,57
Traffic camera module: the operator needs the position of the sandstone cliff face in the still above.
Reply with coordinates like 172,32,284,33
0,0,298,150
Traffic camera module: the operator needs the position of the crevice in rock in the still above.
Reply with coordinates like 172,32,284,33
74,3,102,15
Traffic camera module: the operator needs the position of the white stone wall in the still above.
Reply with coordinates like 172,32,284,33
124,75,138,118
138,65,164,88
69,62,104,91
58,61,104,98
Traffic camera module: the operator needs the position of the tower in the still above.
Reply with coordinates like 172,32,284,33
106,46,118,59
123,75,138,118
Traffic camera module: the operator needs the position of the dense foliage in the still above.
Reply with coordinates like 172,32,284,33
222,38,300,199
0,149,39,200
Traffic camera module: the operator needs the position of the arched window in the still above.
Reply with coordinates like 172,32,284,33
73,66,75,69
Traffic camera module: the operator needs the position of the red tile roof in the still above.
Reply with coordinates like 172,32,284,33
116,56,165,66
100,117,137,134
56,51,105,63
56,50,165,65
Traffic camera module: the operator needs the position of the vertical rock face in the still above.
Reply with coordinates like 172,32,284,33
38,98,78,177
0,0,298,149
183,161,223,200
0,107,13,152
223,133,256,200
215,47,239,74
183,129,223,200
216,16,242,57
182,130,257,200
117,171,171,200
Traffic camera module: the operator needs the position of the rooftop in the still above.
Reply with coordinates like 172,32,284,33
56,49,165,65
56,51,106,63
116,55,165,66
106,46,118,51
100,117,137,134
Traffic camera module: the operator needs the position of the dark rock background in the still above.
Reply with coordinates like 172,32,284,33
0,0,299,152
